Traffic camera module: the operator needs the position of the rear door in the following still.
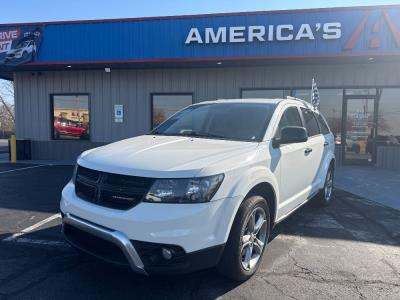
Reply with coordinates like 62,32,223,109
315,112,335,166
300,107,325,195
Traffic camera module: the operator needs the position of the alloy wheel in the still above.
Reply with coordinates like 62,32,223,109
240,207,268,271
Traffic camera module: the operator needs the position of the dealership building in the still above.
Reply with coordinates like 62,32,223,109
0,5,399,168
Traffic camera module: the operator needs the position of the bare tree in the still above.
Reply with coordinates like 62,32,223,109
0,80,15,137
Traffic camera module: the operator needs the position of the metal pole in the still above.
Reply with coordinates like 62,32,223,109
10,134,16,163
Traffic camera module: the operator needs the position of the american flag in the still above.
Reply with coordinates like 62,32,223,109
311,78,320,109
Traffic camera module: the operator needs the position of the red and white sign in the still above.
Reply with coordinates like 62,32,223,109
0,29,20,54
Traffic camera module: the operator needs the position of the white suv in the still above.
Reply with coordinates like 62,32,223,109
61,98,335,281
6,40,36,61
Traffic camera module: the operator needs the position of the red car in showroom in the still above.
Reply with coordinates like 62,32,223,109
54,117,88,139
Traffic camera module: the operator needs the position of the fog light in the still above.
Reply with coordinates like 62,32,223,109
162,248,173,260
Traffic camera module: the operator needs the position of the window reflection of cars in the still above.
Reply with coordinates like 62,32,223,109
54,117,88,139
5,40,36,61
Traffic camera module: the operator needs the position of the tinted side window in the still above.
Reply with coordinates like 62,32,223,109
276,107,303,138
301,108,321,137
315,113,330,135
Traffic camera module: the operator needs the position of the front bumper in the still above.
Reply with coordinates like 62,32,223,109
61,181,240,274
62,213,225,275
62,212,147,274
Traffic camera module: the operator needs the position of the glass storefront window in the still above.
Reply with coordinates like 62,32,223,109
319,89,343,139
345,88,377,96
52,95,90,140
345,98,375,162
241,89,291,99
152,94,193,128
293,89,343,139
377,89,400,146
292,89,311,101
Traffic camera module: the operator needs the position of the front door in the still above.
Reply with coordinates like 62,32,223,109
343,96,377,164
272,105,309,219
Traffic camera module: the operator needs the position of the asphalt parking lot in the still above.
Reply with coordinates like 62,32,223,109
0,163,399,299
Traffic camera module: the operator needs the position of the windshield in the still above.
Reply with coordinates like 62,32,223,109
151,102,276,142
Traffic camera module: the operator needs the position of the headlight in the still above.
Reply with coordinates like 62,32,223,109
144,174,224,203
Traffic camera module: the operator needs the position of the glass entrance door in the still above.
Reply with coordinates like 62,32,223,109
343,97,377,164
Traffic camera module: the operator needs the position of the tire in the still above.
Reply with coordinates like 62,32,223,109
217,196,270,281
22,51,28,59
314,166,334,207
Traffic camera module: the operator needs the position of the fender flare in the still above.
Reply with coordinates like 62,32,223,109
222,165,279,242
318,152,336,190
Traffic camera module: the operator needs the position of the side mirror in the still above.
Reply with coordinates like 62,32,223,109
273,126,308,147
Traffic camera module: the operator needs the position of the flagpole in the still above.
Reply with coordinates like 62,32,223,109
311,78,314,104
311,78,320,111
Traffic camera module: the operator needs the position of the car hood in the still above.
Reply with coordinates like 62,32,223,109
78,135,259,178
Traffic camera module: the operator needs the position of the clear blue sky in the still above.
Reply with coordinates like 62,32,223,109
2,0,399,23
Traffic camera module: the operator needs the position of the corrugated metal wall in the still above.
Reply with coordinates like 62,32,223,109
377,146,400,169
14,61,400,160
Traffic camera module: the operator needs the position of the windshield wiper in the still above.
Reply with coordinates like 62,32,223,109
150,131,243,141
186,131,229,140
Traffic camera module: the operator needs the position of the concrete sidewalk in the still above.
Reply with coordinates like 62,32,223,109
335,165,400,211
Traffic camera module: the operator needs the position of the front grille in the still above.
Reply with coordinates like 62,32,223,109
75,166,154,210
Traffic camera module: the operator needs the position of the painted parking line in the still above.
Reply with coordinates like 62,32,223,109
2,213,61,242
0,164,46,175
2,213,68,247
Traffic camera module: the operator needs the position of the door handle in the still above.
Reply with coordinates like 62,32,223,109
304,148,313,154
324,142,329,147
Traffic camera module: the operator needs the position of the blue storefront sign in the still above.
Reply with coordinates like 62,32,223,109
0,26,43,66
0,5,399,65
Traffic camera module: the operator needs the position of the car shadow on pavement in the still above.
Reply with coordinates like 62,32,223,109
271,189,400,247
